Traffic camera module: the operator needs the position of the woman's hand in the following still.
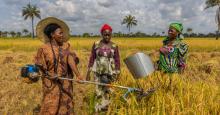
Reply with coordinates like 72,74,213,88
76,75,84,83
76,75,83,80
160,46,174,55
159,47,169,54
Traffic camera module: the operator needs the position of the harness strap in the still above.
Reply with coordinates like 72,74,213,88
50,40,61,78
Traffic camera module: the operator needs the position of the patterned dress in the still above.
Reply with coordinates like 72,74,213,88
35,40,78,115
158,37,188,73
88,40,120,111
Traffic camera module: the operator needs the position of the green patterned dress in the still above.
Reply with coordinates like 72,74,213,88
158,37,188,73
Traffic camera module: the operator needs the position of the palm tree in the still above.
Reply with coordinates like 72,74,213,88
162,31,165,36
16,32,22,37
22,3,41,38
186,28,193,37
205,0,220,40
3,31,8,37
9,31,16,37
122,15,137,34
22,29,29,36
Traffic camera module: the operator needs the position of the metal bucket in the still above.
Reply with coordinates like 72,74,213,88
124,52,155,79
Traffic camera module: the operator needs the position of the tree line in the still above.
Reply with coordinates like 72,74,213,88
0,29,30,38
74,31,220,38
0,30,217,38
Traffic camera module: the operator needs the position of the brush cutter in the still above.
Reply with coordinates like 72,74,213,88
57,77,156,101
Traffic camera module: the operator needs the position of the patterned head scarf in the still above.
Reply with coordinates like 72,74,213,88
169,22,183,33
169,22,184,39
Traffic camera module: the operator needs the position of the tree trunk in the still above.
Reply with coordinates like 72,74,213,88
31,17,34,38
128,25,131,37
128,27,130,33
216,6,220,40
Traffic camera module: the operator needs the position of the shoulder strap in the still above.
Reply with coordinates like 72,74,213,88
50,41,60,77
111,42,117,48
94,40,101,49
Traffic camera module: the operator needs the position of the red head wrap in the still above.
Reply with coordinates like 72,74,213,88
100,24,112,33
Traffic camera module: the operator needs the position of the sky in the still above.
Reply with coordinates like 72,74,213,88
0,0,218,35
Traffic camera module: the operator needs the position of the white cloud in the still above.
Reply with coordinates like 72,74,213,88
0,0,218,34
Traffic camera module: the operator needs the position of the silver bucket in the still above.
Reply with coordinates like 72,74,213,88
124,52,155,79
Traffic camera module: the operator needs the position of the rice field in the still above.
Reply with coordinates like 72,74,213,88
0,37,219,115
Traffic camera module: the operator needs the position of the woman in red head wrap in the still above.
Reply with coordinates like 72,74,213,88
86,24,120,112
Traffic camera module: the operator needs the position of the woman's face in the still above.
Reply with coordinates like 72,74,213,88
102,29,112,43
51,28,64,44
168,27,179,39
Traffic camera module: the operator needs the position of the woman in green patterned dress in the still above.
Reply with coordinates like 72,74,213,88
158,22,188,73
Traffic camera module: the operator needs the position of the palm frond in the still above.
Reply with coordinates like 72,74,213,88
205,0,220,9
22,3,41,19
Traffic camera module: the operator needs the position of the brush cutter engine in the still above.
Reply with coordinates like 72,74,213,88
20,64,40,83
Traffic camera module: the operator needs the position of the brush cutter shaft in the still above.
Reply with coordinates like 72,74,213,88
57,77,141,91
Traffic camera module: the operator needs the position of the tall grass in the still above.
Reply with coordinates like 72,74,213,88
0,38,219,114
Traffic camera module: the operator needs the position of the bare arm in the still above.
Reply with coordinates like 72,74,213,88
86,43,96,80
114,46,120,74
68,53,82,80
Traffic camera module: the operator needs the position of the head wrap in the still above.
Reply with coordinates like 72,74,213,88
169,22,183,33
100,24,112,33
